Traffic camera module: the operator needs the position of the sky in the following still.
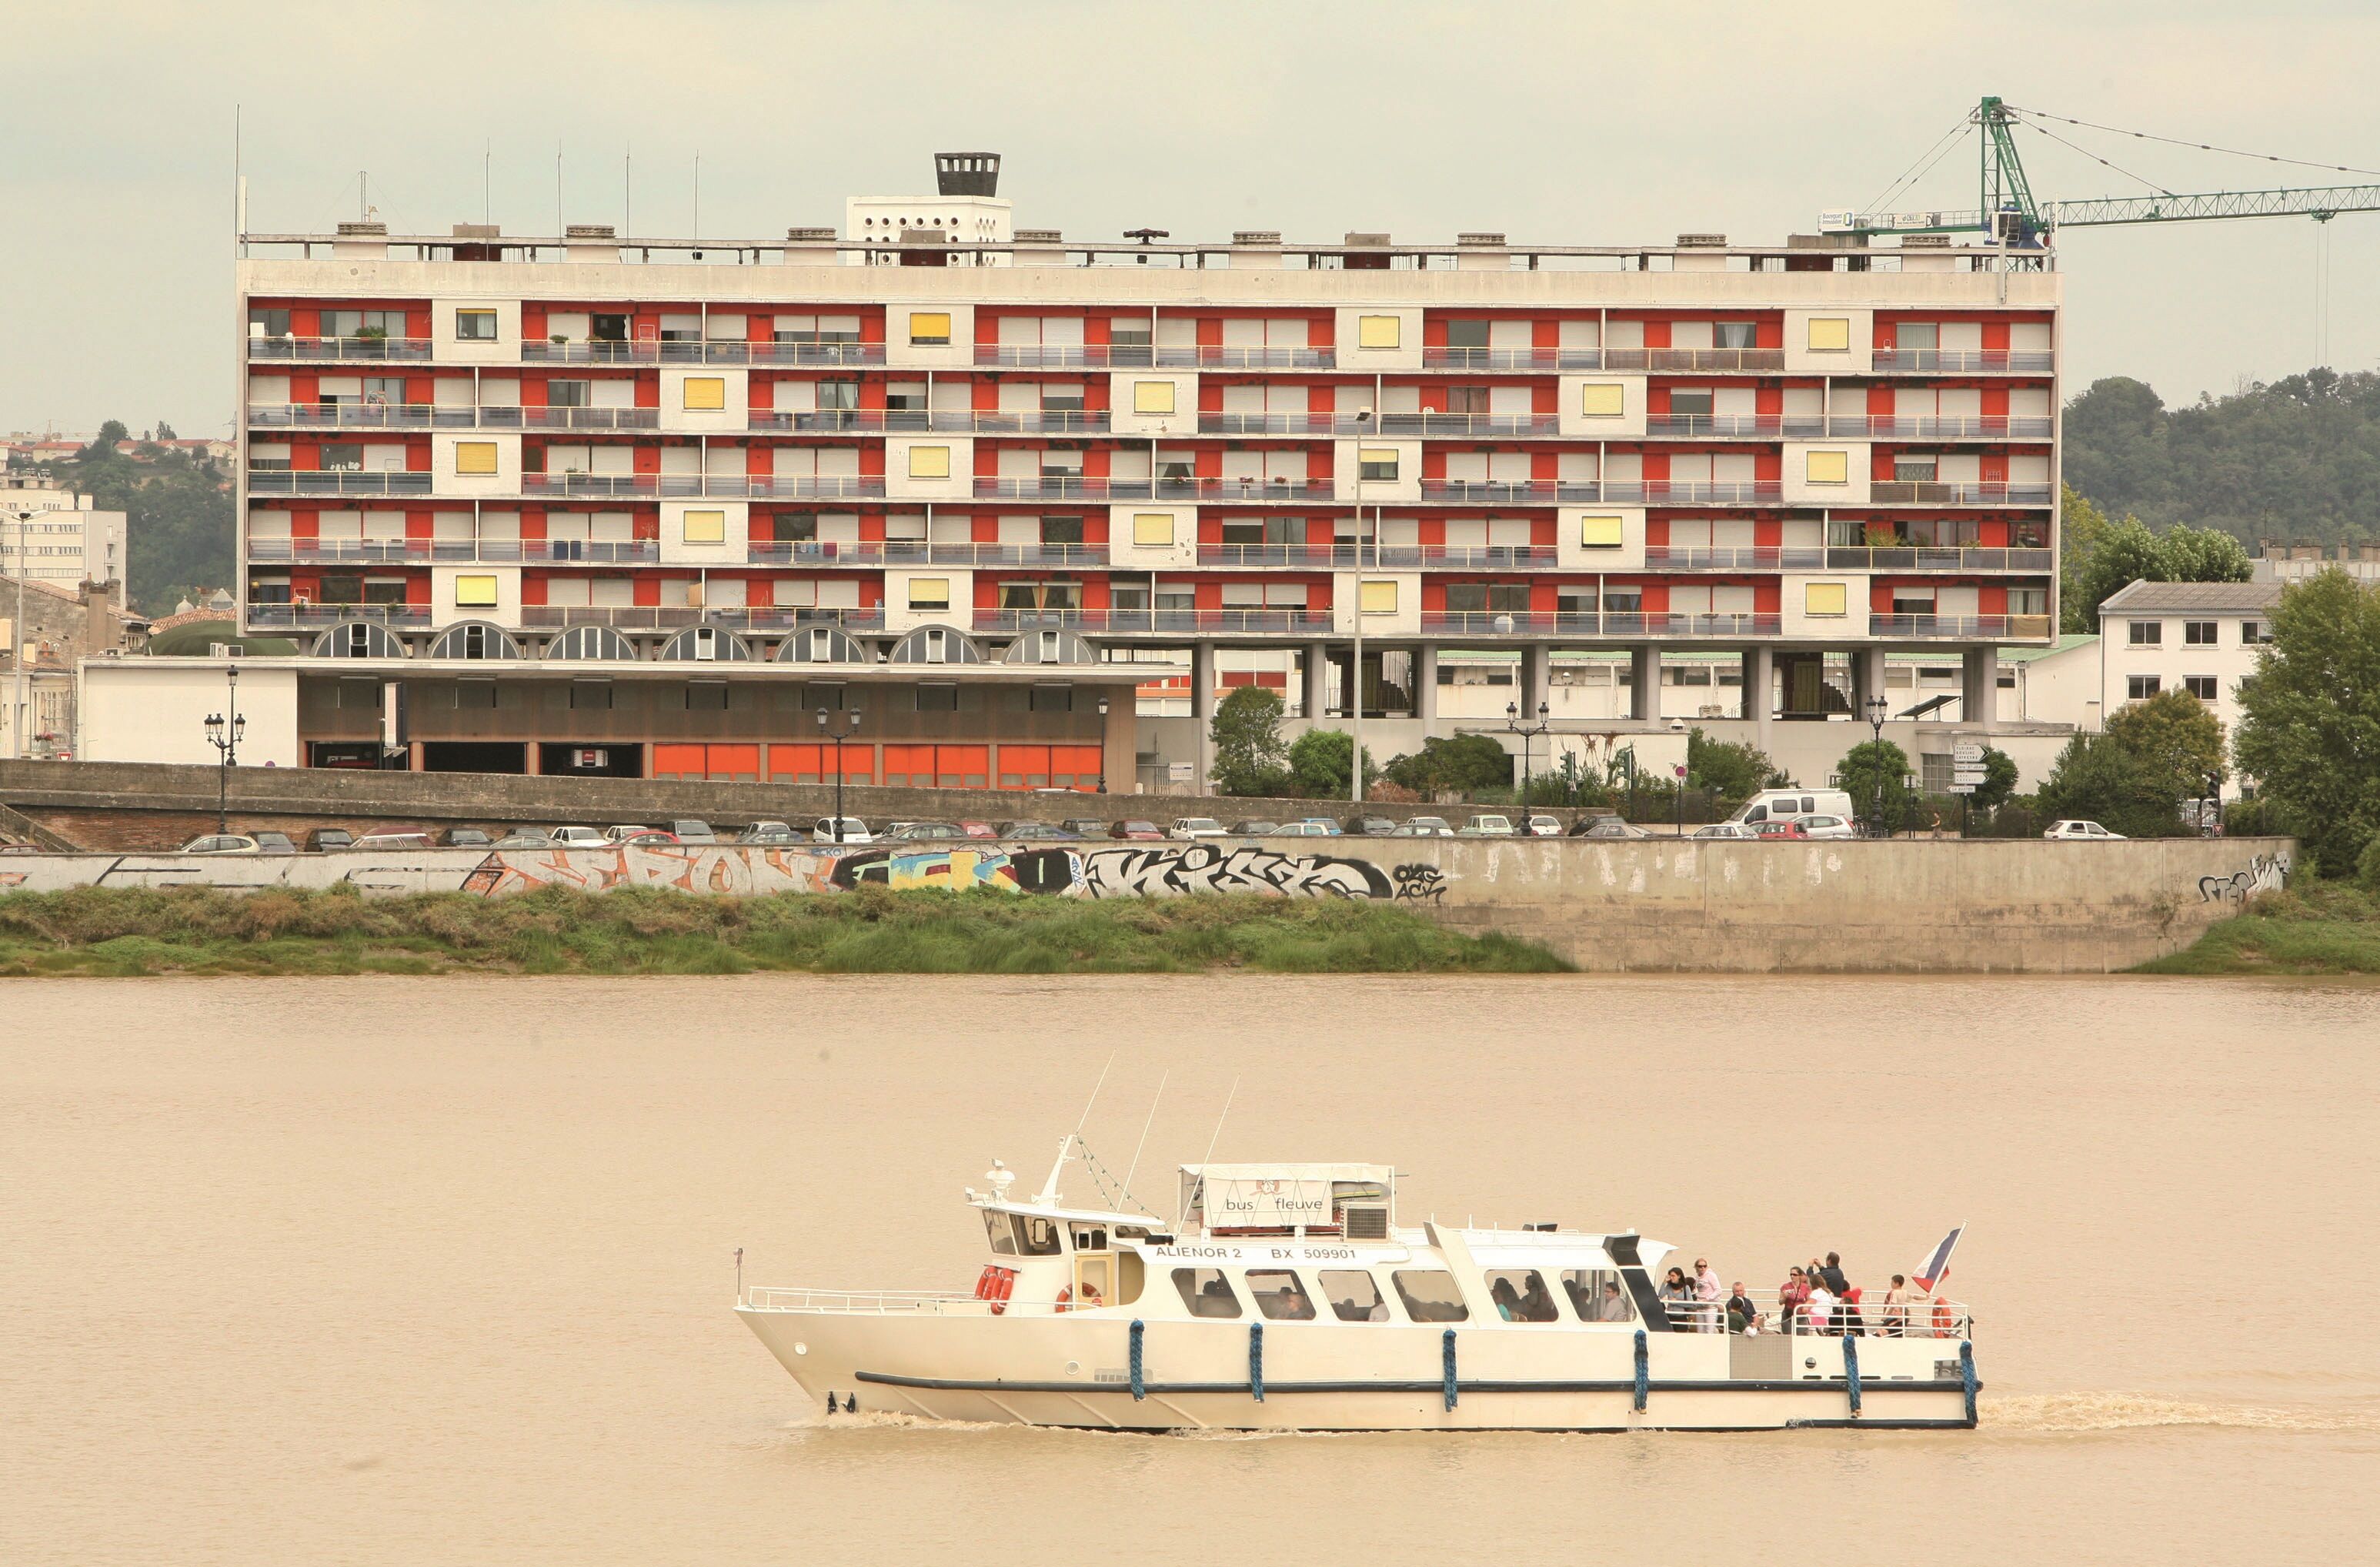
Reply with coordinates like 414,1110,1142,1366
6,0,2379,436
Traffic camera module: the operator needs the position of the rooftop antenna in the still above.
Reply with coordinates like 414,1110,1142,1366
359,170,368,222
1035,1051,1115,1205
482,140,491,227
556,141,564,239
623,144,632,236
1119,1070,1168,1204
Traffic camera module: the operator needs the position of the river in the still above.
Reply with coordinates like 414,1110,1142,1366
5,974,2375,1564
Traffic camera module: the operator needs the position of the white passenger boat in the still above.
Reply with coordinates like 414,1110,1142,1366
737,1138,1978,1432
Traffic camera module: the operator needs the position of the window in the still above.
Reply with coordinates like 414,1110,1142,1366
1714,322,1757,349
1320,1271,1388,1322
2241,620,2269,644
1808,316,1851,351
1013,1214,1062,1256
1133,513,1174,546
451,681,498,710
982,1211,1016,1256
2128,675,2161,700
1029,685,1073,713
2128,621,2161,646
1580,383,1625,417
1444,320,1489,350
1561,1269,1635,1322
454,441,498,476
320,443,364,472
909,311,952,346
455,309,496,342
1668,389,1714,416
1391,1269,1470,1323
907,577,950,610
914,683,958,712
569,681,612,710
453,574,498,607
681,510,726,543
1246,1270,1317,1321
1358,447,1399,481
1132,380,1177,414
685,682,728,711
249,308,292,337
1173,1268,1240,1318
1360,580,1397,614
1484,1268,1559,1323
908,444,950,479
1805,450,1848,485
1892,456,1938,481
1804,583,1848,617
2185,620,2218,645
1357,314,1401,349
2186,676,2219,701
683,376,726,410
1580,515,1624,548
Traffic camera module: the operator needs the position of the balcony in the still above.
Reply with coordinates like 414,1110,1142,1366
1827,416,2055,441
1822,545,2053,572
250,403,470,431
1644,415,1823,439
1420,611,1783,638
246,336,432,362
1198,544,1561,570
1421,347,1606,372
247,470,435,496
696,340,884,366
745,409,1110,435
1871,613,2055,640
970,345,1335,370
245,603,430,630
1871,349,2055,373
972,608,1337,636
743,540,1110,568
520,339,660,364
486,406,662,431
1868,481,2055,506
1417,479,1601,504
245,539,476,565
1604,348,1786,373
515,605,886,633
516,474,886,500
1642,546,1828,572
971,476,1337,503
497,540,660,564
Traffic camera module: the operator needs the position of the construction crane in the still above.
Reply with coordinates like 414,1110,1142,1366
1821,95,2380,244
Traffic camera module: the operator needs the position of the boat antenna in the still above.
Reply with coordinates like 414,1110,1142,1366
1036,1051,1116,1205
1120,1071,1168,1201
1181,1076,1240,1226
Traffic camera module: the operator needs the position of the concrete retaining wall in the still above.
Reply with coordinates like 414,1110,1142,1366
0,830,2297,974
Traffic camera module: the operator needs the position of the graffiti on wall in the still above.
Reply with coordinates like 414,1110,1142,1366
2198,850,2292,905
1392,864,1448,904
1074,844,1394,900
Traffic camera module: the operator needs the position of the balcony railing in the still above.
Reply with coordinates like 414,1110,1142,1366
1420,346,1607,371
1644,415,1824,439
520,340,659,364
1872,613,2055,640
1417,479,1601,504
246,336,432,362
746,409,1111,435
1823,545,2054,572
970,345,1335,370
486,406,662,431
250,403,469,430
971,476,1337,503
1604,348,1787,373
516,605,886,632
1420,611,1784,638
1869,481,2055,506
1642,546,1828,572
245,603,431,629
499,540,660,563
1197,543,1560,570
247,470,435,496
245,540,476,565
742,540,1110,568
518,474,886,500
1827,416,2055,440
693,340,883,366
1871,349,2055,373
973,608,1337,635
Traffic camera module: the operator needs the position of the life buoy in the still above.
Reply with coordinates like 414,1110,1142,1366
1931,1298,1955,1338
1055,1285,1072,1313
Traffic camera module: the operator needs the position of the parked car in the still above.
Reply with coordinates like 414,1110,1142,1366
741,820,796,840
302,827,355,852
1273,820,1330,836
1691,822,1757,840
549,826,608,849
601,825,652,844
1752,819,1811,840
349,832,436,852
2044,819,2126,840
956,821,999,838
1569,816,1652,840
811,817,874,844
1170,817,1227,840
1523,814,1563,837
492,829,555,849
1796,814,1858,841
1108,820,1167,840
1293,817,1345,835
1460,814,1516,837
1227,820,1282,836
1341,814,1399,837
179,834,260,854
1060,818,1110,837
251,830,299,855
438,827,492,848
999,821,1081,840
616,830,682,847
1726,788,1859,830
882,821,967,841
1390,817,1456,838
668,820,719,844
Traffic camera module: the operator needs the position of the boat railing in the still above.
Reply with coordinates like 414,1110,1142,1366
740,1287,982,1314
1651,1288,1972,1339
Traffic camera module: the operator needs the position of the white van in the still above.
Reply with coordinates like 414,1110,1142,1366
1727,788,1858,827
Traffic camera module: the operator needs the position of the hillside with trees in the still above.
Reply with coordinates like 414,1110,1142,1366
13,419,233,616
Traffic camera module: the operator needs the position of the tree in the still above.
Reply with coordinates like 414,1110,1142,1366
1834,739,1914,831
1380,733,1512,797
2038,733,2184,839
1970,746,2020,811
2062,504,2255,633
38,431,234,614
1209,686,1289,796
2105,687,2228,798
155,420,176,440
2235,569,2380,876
1685,727,1788,801
1285,728,1376,799
93,419,129,448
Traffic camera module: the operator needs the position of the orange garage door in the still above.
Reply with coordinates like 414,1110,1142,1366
653,743,759,782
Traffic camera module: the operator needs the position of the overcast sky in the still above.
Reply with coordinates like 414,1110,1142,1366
7,1,2377,436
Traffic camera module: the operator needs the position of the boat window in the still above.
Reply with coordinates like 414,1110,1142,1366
1247,1270,1317,1321
1320,1270,1389,1322
1485,1268,1559,1323
1391,1269,1470,1323
1173,1268,1241,1318
1114,1225,1152,1241
1013,1215,1063,1257
982,1211,1016,1256
1563,1268,1635,1322
1070,1224,1109,1251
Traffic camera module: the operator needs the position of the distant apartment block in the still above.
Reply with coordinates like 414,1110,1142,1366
2,478,126,595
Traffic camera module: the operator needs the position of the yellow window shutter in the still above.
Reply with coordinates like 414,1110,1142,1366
1805,450,1848,485
1580,515,1624,547
1357,314,1401,349
1132,380,1176,414
1133,513,1173,546
908,576,950,609
683,376,726,410
1360,580,1398,614
454,574,498,606
1580,383,1625,417
1808,317,1851,351
1804,583,1848,616
908,445,950,479
682,509,726,543
454,441,497,475
909,311,952,344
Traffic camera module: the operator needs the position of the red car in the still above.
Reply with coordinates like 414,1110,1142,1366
956,820,998,838
1752,819,1810,840
617,830,683,847
1107,820,1167,840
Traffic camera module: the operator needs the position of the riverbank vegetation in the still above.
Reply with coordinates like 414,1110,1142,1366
0,884,1569,977
2137,880,2380,977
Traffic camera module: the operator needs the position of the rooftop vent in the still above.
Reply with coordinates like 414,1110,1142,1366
1457,232,1507,246
335,221,387,237
1014,228,1063,243
453,222,502,239
1677,232,1728,247
1343,231,1391,248
1233,230,1282,246
563,223,614,241
1901,233,1952,248
785,226,836,242
935,152,1001,197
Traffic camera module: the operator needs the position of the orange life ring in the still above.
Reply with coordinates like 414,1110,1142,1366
1055,1285,1072,1313
1931,1298,1955,1337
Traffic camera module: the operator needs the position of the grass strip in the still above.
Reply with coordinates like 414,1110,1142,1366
2134,880,2380,976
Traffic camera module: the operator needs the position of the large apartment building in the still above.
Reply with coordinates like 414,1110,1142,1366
229,154,2059,787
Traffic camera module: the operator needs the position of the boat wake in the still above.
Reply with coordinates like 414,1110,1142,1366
1988,1392,2380,1434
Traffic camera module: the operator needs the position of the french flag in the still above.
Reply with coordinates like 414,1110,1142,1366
1912,1225,1964,1293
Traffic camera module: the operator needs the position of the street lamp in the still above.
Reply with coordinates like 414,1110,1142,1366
8,508,32,762
1864,693,1889,839
1667,715,1687,837
1348,407,1370,804
2202,770,2221,837
203,665,245,834
1505,699,1550,816
1096,694,1111,794
816,705,860,842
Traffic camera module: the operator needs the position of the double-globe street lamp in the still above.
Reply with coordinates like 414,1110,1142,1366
203,665,245,834
816,707,861,843
1505,700,1550,814
1863,693,1890,839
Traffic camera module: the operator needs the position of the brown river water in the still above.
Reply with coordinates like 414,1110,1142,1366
5,974,2377,1564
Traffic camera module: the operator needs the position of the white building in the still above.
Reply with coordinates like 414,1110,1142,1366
2095,580,2279,757
846,152,1013,265
1,477,127,592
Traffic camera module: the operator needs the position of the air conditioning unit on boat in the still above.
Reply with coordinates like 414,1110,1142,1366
1340,1204,1390,1241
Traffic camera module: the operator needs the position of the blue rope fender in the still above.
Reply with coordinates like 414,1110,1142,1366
1441,1328,1457,1412
1960,1339,1978,1425
1128,1319,1145,1402
1248,1321,1263,1402
1841,1333,1862,1415
1632,1329,1649,1412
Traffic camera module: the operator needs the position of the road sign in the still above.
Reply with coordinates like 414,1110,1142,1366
1952,740,1985,765
1949,782,1978,794
1674,764,1687,779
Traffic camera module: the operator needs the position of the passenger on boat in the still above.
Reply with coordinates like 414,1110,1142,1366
1694,1258,1723,1333
1514,1274,1557,1323
1806,1280,1837,1334
1490,1278,1524,1321
1838,1285,1867,1336
1818,1251,1851,1295
1881,1274,1911,1337
1659,1267,1696,1329
1725,1281,1761,1334
1597,1281,1632,1322
1778,1266,1812,1331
